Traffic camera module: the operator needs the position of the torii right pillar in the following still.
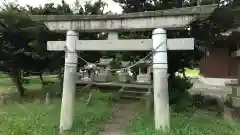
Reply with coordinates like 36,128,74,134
152,28,170,131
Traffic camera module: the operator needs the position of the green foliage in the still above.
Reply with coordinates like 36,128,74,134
138,75,194,113
113,2,206,74
113,0,182,12
190,1,240,48
26,1,72,15
0,0,109,96
110,59,122,69
168,76,193,111
114,0,240,74
0,2,68,96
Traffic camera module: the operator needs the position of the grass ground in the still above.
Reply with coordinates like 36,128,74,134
1,72,239,135
0,73,9,79
0,76,113,135
0,99,112,135
126,110,240,135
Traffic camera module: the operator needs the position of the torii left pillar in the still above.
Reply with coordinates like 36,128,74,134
60,30,78,132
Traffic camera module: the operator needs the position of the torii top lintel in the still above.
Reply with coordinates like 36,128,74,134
29,4,217,32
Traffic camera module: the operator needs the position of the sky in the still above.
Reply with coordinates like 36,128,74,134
1,0,123,13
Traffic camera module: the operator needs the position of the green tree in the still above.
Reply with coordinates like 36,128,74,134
112,0,240,106
113,0,240,75
0,0,110,96
0,1,68,96
113,0,202,76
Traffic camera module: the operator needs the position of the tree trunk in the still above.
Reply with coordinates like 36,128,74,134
182,70,186,78
11,70,25,97
180,68,186,78
39,73,44,88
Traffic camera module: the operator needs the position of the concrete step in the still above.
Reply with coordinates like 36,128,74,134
120,95,142,100
99,131,125,135
119,88,150,100
123,90,147,95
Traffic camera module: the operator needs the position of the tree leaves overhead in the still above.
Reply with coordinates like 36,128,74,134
190,1,240,48
113,0,187,12
0,0,111,72
27,1,72,15
0,1,70,73
0,0,113,96
113,0,240,74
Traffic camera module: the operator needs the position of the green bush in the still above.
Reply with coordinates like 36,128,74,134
168,76,193,112
140,75,194,113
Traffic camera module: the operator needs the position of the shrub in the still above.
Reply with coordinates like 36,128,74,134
168,75,193,112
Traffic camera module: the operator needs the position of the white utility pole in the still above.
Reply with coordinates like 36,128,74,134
152,28,170,131
59,30,78,132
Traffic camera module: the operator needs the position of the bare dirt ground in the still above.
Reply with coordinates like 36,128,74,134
99,100,140,135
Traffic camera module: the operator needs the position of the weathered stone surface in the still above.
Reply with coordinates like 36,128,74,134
94,72,112,82
47,38,194,51
223,104,240,122
98,58,113,66
118,72,132,83
29,5,217,32
82,77,93,81
136,74,152,84
37,16,195,32
232,87,240,97
232,97,240,108
29,4,217,21
94,75,109,82
78,68,96,81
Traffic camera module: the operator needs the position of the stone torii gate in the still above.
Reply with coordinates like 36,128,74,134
30,4,218,133
49,30,194,132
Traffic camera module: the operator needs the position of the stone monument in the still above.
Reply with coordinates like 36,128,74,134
79,64,96,81
231,86,240,107
136,59,152,84
94,58,113,82
118,61,133,83
227,61,240,108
